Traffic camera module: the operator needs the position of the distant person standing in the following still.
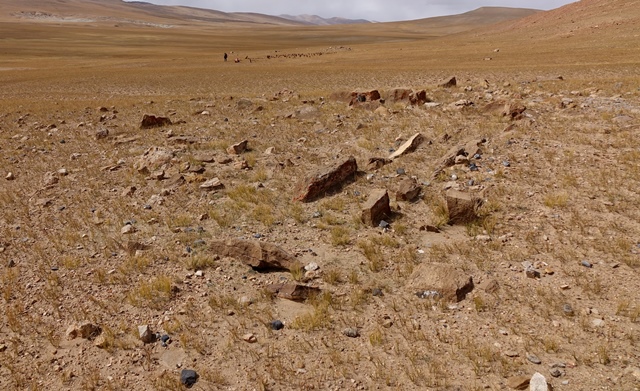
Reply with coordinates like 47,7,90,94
224,53,228,62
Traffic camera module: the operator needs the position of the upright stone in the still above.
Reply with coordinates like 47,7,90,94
446,190,482,224
361,189,391,227
529,373,548,391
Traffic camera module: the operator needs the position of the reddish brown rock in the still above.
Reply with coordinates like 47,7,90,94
361,189,391,226
502,102,527,120
227,140,248,155
409,263,474,302
389,133,424,160
385,89,428,105
140,114,172,129
433,138,486,178
367,157,392,171
265,283,321,301
440,76,457,88
506,375,530,390
396,178,421,201
293,156,357,202
446,189,483,224
208,239,300,272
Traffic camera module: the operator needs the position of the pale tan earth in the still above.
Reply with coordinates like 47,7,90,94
0,0,639,390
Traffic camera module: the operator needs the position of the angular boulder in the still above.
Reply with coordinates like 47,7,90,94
446,189,482,224
227,140,248,155
361,189,391,227
140,114,172,129
409,263,474,302
529,373,548,391
389,133,424,160
293,156,357,202
396,178,421,202
208,239,300,272
440,76,457,88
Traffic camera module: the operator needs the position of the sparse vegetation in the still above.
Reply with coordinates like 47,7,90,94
1,0,639,389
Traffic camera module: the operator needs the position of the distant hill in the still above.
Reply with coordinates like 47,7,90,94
489,0,640,40
279,14,370,26
394,7,541,35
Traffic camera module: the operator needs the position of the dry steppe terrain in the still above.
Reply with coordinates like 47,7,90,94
1,0,639,390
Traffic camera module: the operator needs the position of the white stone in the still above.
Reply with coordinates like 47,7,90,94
530,372,548,391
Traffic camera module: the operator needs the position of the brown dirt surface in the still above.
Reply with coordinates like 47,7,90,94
1,1,640,390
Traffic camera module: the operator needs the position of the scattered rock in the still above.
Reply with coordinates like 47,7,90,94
270,320,284,330
434,138,486,177
140,114,172,129
95,128,109,140
506,375,530,390
366,157,392,170
562,303,575,316
530,372,548,391
361,189,391,227
134,147,174,174
293,156,357,202
121,224,136,235
343,327,360,338
242,333,257,343
527,354,542,365
581,260,592,268
200,177,224,191
503,102,527,120
440,76,457,88
43,171,59,187
227,139,248,155
138,325,156,344
389,133,424,160
180,369,199,388
445,189,483,224
266,283,321,301
409,263,474,302
208,239,300,272
549,368,565,378
6,172,15,180
396,178,421,201
66,321,101,340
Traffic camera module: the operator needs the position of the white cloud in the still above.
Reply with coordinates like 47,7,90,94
129,0,577,22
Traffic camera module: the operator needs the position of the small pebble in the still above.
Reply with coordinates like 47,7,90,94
581,260,592,268
502,161,510,167
372,288,384,297
379,220,390,229
562,303,574,316
270,320,284,330
396,168,406,175
527,353,542,364
343,327,360,338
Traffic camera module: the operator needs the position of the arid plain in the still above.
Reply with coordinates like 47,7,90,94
1,0,639,390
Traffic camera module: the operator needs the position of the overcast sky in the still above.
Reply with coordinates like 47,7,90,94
130,1,577,22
